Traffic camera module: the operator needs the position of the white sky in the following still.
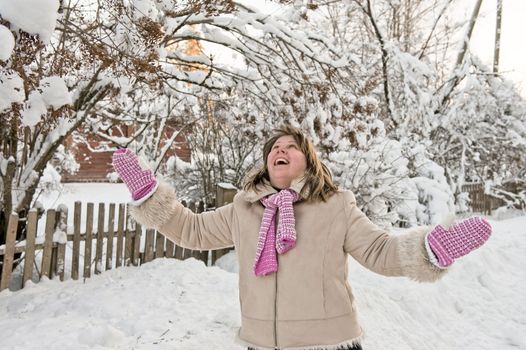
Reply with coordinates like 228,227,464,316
469,0,526,97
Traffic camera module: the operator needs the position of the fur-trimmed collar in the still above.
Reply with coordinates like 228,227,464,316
238,176,308,203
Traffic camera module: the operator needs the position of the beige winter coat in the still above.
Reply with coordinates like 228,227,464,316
130,178,446,350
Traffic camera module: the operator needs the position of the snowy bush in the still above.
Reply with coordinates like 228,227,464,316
328,119,453,227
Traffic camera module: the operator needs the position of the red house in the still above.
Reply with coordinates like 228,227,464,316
62,126,191,182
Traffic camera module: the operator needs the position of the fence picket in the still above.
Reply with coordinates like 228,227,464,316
72,202,81,280
195,250,208,265
56,208,68,281
174,244,183,260
212,184,237,264
183,202,195,260
155,232,164,259
124,205,133,267
95,203,105,274
133,224,141,266
144,229,154,263
165,238,175,258
57,245,66,281
95,203,105,275
83,203,94,278
22,209,38,287
0,213,18,291
51,246,57,280
116,204,125,268
124,227,133,267
106,204,115,270
41,209,56,280
183,247,192,260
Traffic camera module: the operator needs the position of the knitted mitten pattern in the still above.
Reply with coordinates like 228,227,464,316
112,148,157,201
427,216,492,267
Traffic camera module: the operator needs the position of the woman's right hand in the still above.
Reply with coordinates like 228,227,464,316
112,148,158,202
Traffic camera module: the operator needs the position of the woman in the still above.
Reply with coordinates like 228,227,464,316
112,125,491,350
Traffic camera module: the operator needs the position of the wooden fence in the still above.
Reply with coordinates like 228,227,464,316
0,184,237,292
1,182,511,291
461,183,505,215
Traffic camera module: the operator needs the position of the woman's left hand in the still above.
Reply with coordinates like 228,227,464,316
427,217,492,267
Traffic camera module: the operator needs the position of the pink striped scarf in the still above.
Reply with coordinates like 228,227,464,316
253,189,300,276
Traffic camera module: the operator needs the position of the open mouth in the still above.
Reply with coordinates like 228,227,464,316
274,158,289,166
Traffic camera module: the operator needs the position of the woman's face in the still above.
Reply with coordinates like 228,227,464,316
266,135,307,189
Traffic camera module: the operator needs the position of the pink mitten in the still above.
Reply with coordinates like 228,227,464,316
427,217,492,267
112,148,157,201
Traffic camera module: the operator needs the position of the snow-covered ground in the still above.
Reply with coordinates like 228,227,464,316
1,193,525,350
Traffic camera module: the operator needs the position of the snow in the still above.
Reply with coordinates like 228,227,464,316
39,76,72,109
0,213,524,350
39,183,132,210
130,0,159,20
217,182,238,190
36,183,132,235
0,24,14,61
0,259,241,350
353,215,526,349
20,91,48,127
0,0,59,43
0,0,524,347
0,70,25,111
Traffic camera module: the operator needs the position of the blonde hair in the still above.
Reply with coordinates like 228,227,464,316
243,125,338,202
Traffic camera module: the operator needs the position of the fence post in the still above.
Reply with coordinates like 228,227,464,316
0,213,19,291
216,183,237,207
212,183,237,265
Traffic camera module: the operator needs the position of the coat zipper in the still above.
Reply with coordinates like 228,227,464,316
274,216,279,349
274,254,279,349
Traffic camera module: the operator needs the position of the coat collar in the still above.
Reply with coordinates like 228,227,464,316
239,176,308,203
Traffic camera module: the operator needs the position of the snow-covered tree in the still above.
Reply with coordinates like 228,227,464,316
1,0,524,241
0,0,355,238
264,0,525,222
431,56,526,197
151,91,262,203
